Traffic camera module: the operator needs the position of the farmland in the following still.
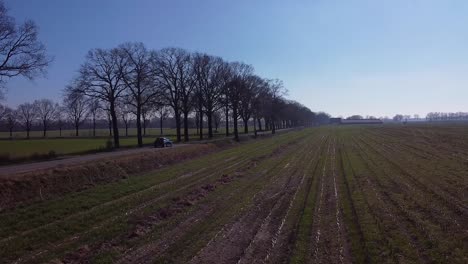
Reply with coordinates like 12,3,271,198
0,125,466,263
0,128,248,161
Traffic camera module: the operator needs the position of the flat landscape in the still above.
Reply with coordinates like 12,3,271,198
0,125,466,263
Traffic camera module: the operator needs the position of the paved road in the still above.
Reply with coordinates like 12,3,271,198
0,144,187,178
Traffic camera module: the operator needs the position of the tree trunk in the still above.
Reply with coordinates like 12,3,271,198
43,120,46,137
195,114,199,135
108,117,112,136
110,103,120,148
199,111,203,140
75,123,79,137
207,110,213,138
257,118,262,131
9,128,13,138
160,117,163,135
175,109,181,142
198,98,203,140
225,106,229,136
136,106,143,147
272,118,276,134
26,128,30,139
243,118,248,134
93,117,96,137
233,106,239,141
254,115,257,138
183,110,189,142
59,127,62,137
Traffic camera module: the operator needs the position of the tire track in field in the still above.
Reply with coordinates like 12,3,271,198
309,137,351,264
262,136,327,264
187,136,318,264
118,136,314,264
330,138,351,264
337,140,369,264
236,136,324,264
310,139,329,262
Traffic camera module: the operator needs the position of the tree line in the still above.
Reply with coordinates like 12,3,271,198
425,112,468,122
0,43,320,146
61,42,317,147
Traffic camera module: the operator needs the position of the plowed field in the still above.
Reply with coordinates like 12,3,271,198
1,125,466,263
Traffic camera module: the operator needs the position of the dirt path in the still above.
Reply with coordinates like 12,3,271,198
0,144,187,177
309,137,351,264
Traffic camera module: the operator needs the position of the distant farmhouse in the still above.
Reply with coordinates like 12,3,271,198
329,118,342,124
329,118,383,125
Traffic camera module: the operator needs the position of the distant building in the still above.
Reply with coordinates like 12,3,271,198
340,119,383,125
329,118,342,124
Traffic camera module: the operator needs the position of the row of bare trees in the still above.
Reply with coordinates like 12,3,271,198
62,42,316,148
426,112,468,121
0,98,92,139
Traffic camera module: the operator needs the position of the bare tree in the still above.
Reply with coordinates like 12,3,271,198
179,51,195,142
33,98,58,137
0,1,51,97
251,78,269,136
72,48,125,147
266,79,287,134
192,54,227,139
118,42,161,146
17,102,36,139
227,62,254,141
64,91,88,136
239,75,263,134
153,48,193,142
220,65,234,137
393,114,404,122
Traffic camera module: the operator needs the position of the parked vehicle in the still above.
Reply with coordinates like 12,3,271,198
154,137,173,148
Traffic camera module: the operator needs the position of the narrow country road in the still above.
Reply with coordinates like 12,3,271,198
0,144,187,178
0,128,295,178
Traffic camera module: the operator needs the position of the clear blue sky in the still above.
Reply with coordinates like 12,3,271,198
3,0,468,117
